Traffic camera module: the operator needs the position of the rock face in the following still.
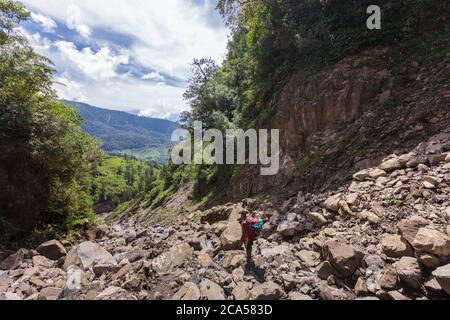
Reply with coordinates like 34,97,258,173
36,240,67,261
324,242,363,277
63,242,116,271
151,243,193,274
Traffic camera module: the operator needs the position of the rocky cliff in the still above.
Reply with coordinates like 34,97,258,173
229,46,450,200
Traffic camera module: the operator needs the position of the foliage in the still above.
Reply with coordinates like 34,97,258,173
0,0,104,237
90,156,155,206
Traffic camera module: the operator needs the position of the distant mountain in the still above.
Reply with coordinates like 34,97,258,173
63,100,178,164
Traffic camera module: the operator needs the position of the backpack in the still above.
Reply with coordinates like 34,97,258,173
252,218,264,232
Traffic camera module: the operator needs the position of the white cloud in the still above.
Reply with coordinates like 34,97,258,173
66,5,92,39
30,12,57,32
142,71,164,82
20,0,229,118
54,41,129,81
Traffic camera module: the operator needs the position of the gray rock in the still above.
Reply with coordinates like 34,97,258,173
172,282,201,300
151,243,193,274
249,281,283,300
395,257,423,291
432,264,450,295
324,241,363,278
63,241,117,271
36,240,67,261
199,279,225,300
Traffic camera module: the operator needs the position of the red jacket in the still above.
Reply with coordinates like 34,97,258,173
242,217,258,242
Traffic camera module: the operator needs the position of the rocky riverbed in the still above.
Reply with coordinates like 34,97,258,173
1,133,450,301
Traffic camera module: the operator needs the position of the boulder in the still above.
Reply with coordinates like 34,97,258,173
0,249,27,270
324,241,363,278
397,216,429,245
36,240,67,261
324,194,341,212
353,168,386,181
201,205,233,224
432,264,450,295
380,235,413,258
222,251,246,270
395,257,423,291
96,286,137,300
63,241,117,271
220,209,244,250
249,281,283,300
232,282,250,300
173,282,201,300
32,255,54,268
359,211,381,224
260,245,292,259
380,266,398,290
317,261,337,280
62,266,84,297
380,157,403,172
297,250,321,267
0,292,21,300
289,292,313,300
151,243,193,274
277,221,303,237
413,228,450,257
199,279,225,300
307,212,328,227
38,287,63,300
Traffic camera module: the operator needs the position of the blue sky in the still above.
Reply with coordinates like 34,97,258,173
20,0,229,120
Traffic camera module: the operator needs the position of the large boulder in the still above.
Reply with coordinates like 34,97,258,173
379,157,403,172
260,245,292,259
380,235,413,258
63,241,117,271
222,251,246,270
173,282,201,300
277,221,303,237
36,240,67,261
323,194,341,212
395,257,423,291
324,242,363,278
201,205,234,224
249,282,283,300
232,282,250,300
220,209,244,250
413,228,450,257
151,243,193,274
432,264,450,295
199,279,225,300
297,250,321,267
0,292,21,300
0,249,28,270
397,216,429,245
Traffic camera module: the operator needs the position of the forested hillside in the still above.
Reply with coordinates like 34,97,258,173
0,1,158,241
65,101,177,165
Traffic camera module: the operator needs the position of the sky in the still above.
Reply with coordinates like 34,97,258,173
20,0,229,121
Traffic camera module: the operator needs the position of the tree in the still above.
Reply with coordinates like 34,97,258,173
0,0,102,237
